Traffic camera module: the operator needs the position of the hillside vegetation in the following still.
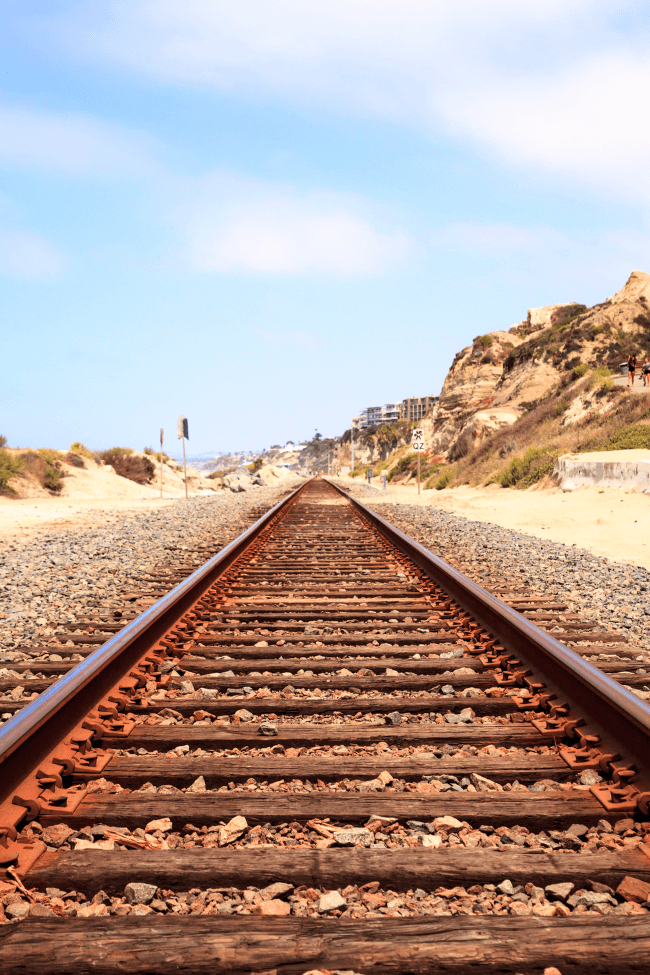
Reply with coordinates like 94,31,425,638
350,271,650,491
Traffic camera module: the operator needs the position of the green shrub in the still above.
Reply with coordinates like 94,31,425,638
570,362,589,380
65,452,85,468
0,435,7,448
43,465,64,491
498,447,555,489
580,424,650,452
591,365,612,381
434,469,453,490
70,442,97,460
387,453,419,482
475,335,493,348
0,450,23,490
100,448,154,484
36,450,66,492
553,402,569,417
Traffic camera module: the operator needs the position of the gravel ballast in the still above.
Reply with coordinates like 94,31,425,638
0,484,300,660
337,485,650,653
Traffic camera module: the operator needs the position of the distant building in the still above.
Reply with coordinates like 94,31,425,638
354,397,438,428
357,403,401,428
400,396,438,422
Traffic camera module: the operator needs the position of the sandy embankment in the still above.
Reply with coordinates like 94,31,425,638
0,456,211,539
334,476,650,571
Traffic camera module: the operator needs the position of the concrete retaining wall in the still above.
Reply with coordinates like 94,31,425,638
554,450,650,493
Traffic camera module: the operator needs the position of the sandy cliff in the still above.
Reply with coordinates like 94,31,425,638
424,270,650,461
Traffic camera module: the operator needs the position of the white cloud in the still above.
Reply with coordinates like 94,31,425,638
174,174,411,276
0,103,158,177
36,0,649,199
433,50,650,201
0,227,66,278
255,328,324,350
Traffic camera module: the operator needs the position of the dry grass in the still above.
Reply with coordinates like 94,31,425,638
438,374,650,489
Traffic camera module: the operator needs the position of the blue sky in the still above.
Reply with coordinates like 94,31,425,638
3,1,650,455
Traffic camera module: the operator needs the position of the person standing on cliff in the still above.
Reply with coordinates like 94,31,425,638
628,352,637,386
643,357,650,387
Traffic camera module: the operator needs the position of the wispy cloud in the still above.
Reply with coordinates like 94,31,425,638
255,328,324,350
0,103,158,178
0,227,67,279
172,173,411,277
36,0,645,199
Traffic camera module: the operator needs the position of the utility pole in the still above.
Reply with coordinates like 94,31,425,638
177,415,189,499
350,424,354,474
159,428,164,499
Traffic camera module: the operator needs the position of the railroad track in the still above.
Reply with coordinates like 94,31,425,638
1,477,650,973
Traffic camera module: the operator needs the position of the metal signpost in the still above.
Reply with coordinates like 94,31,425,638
412,428,425,495
159,428,164,499
177,415,189,499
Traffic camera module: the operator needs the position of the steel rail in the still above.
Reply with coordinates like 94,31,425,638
331,480,650,788
0,480,307,798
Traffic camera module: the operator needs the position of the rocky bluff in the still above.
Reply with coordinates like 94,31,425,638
421,270,650,461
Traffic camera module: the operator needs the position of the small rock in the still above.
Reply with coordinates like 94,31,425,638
385,711,402,726
567,890,617,908
124,882,158,905
613,818,636,834
318,891,347,913
469,772,501,792
186,776,207,793
179,680,195,694
578,769,602,786
616,876,650,904
258,721,278,736
233,709,254,722
261,882,294,900
219,815,248,845
432,816,463,831
333,828,373,848
252,899,290,915
545,882,574,902
496,879,516,896
40,824,74,848
420,834,443,848
145,818,172,833
29,903,55,917
566,824,588,839
5,902,29,919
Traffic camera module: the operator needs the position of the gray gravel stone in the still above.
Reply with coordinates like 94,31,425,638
124,883,158,905
318,890,347,913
